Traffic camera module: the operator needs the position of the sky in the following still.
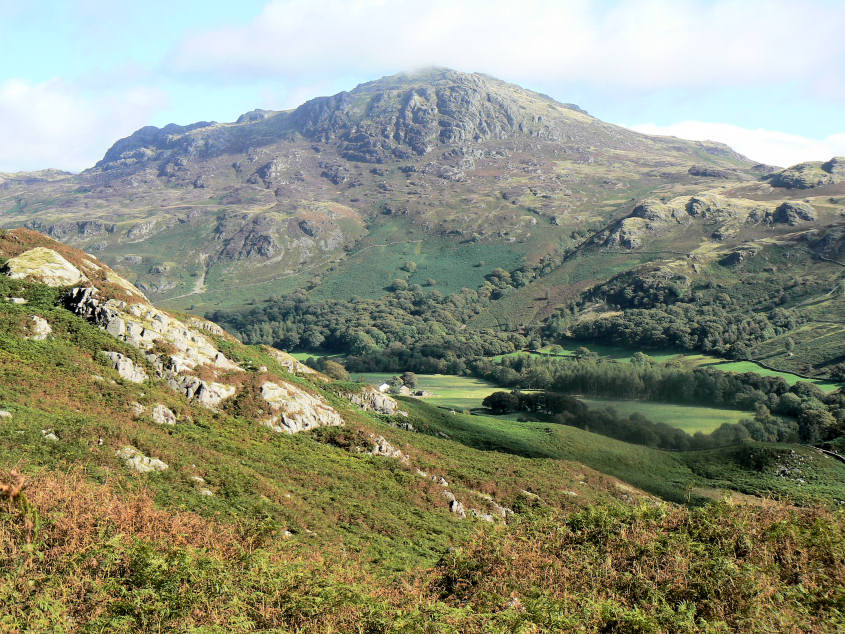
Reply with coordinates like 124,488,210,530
1,0,844,172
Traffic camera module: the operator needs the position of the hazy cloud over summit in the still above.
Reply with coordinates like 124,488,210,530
0,0,843,170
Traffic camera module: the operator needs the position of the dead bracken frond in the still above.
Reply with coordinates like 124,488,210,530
0,469,24,500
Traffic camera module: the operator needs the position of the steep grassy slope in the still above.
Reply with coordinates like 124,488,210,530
2,232,844,630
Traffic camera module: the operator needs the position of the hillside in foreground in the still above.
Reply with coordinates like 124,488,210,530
1,228,844,631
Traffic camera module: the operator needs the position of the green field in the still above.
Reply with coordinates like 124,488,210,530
580,398,749,434
354,372,501,411
708,360,840,391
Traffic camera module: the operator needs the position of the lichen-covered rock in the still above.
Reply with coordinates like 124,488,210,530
369,435,408,462
169,375,236,408
346,386,405,415
116,446,168,473
260,380,343,433
102,351,148,383
151,404,177,425
26,315,52,340
2,247,88,286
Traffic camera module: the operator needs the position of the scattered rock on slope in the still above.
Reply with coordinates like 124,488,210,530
116,446,168,473
151,404,177,425
26,315,52,340
101,351,148,383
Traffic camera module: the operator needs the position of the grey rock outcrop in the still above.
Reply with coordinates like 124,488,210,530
595,194,817,250
346,386,406,416
770,157,845,189
2,247,88,287
169,375,236,409
116,446,168,473
772,201,817,225
368,435,408,463
26,315,52,340
102,351,148,383
260,381,343,433
151,404,177,425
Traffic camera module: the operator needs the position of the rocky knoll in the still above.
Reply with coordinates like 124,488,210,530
594,194,818,250
769,156,845,189
0,229,344,431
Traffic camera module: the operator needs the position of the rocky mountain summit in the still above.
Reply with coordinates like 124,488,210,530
0,68,767,311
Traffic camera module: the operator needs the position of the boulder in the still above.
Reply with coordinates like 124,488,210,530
0,410,11,419
169,375,236,408
1,247,87,286
260,380,344,433
102,351,148,383
151,404,177,425
116,446,168,473
346,386,405,415
26,315,52,340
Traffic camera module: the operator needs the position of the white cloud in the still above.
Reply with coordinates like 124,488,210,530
0,79,168,172
629,121,845,167
169,0,845,94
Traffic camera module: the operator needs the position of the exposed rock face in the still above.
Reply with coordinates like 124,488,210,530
442,490,466,518
369,435,408,462
346,386,405,415
151,404,177,425
116,446,168,473
260,381,343,433
1,231,345,435
69,287,241,374
169,375,236,408
101,351,147,383
772,201,817,225
721,248,759,266
2,247,88,286
26,315,51,340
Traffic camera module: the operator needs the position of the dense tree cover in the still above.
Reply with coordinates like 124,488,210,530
482,390,800,450
472,354,844,445
211,288,528,374
544,261,828,358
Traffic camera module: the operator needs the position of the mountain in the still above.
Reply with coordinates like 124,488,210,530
0,68,763,310
2,68,844,378
1,228,844,631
